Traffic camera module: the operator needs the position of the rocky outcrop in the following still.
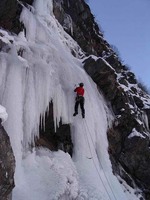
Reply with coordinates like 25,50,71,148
0,0,33,34
0,119,15,200
84,56,150,198
36,102,73,156
53,0,113,57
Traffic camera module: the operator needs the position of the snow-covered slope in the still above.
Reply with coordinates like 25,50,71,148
0,0,142,199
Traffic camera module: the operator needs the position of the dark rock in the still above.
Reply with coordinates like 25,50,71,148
126,72,137,84
0,0,19,33
118,77,128,87
0,0,33,34
53,0,112,56
119,136,150,189
21,0,33,5
144,191,150,200
133,96,144,108
110,158,135,189
107,128,122,157
53,3,65,25
131,86,138,94
84,57,118,101
83,51,150,197
144,109,150,129
122,65,130,71
83,57,97,77
36,102,73,156
111,90,129,115
105,54,123,73
0,120,15,200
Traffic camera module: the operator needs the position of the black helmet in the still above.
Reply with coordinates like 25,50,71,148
79,82,84,87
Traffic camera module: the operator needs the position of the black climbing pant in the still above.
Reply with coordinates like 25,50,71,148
74,96,85,117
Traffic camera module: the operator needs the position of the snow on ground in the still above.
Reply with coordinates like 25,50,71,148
13,148,79,200
0,0,142,199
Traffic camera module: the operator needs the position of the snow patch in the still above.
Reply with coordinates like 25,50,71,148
128,128,145,139
13,148,79,200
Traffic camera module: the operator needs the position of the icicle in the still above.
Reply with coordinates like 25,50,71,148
141,110,149,131
0,0,143,199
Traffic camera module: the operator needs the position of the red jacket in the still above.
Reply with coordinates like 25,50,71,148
74,87,84,96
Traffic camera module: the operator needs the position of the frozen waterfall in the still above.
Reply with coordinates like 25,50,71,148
0,0,141,199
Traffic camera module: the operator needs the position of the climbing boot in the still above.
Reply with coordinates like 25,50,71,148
73,112,78,116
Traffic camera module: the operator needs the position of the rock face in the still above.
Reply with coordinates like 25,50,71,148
84,56,150,198
0,120,15,200
0,0,150,198
0,0,33,34
53,0,113,57
53,1,150,197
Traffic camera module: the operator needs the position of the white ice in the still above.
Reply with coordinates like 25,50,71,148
0,0,143,199
0,104,8,123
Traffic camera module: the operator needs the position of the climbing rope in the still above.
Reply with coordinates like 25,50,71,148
83,119,118,200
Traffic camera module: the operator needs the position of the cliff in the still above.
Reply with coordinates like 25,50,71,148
0,0,150,199
52,0,150,198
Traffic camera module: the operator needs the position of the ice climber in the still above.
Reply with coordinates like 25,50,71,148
73,83,85,118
